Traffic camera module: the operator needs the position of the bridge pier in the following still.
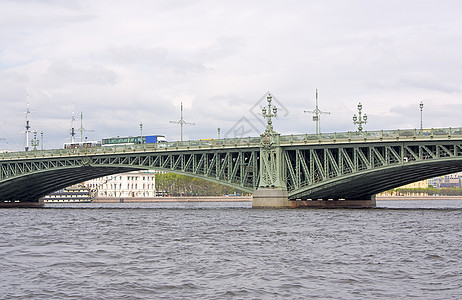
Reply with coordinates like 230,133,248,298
252,188,290,208
289,195,376,209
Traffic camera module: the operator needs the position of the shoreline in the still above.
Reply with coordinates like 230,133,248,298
376,195,462,201
91,195,462,203
93,196,253,203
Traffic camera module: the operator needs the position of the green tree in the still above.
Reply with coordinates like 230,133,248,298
155,173,246,196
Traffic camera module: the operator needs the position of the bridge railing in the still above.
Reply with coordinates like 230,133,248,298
165,136,261,149
1,127,462,160
280,127,462,145
0,136,262,160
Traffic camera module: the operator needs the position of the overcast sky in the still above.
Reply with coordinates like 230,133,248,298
1,0,462,150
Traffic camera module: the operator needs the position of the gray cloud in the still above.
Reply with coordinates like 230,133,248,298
109,46,207,73
45,60,118,86
1,0,462,151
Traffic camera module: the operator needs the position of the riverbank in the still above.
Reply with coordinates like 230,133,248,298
93,195,462,203
93,196,253,203
376,195,462,200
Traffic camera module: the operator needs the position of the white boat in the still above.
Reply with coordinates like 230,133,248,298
44,184,97,203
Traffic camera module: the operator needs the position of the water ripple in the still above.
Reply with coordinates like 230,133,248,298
1,200,462,299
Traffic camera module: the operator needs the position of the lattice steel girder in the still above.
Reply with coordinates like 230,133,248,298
1,157,82,180
0,147,260,202
87,149,260,189
284,140,462,200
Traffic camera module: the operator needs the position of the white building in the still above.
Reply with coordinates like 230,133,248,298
400,180,429,189
378,179,429,196
86,170,157,198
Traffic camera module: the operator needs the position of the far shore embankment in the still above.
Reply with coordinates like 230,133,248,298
93,196,252,203
376,195,462,201
93,195,462,203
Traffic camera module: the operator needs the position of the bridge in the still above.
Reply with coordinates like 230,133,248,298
1,96,462,208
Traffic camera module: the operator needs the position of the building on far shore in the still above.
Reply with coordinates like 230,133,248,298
401,180,429,189
428,173,462,188
85,170,157,198
86,171,462,199
378,172,462,197
378,179,429,196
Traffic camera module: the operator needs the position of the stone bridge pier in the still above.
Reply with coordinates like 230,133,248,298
252,132,290,208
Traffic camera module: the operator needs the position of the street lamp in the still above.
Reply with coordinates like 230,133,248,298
31,131,39,151
262,93,278,134
419,101,424,133
353,102,367,132
140,122,143,144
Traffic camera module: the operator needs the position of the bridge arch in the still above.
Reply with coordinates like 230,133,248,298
286,142,462,200
0,165,254,202
0,147,259,203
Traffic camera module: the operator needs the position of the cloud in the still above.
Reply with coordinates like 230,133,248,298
109,46,207,73
1,0,462,151
46,60,118,86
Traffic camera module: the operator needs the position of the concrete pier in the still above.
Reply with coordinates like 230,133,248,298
290,195,376,209
252,189,377,209
252,188,291,208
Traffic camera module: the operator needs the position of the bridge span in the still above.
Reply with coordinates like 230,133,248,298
2,126,462,208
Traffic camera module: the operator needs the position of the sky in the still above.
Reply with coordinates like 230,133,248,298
1,0,462,151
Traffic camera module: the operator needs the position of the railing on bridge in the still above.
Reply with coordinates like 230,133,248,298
280,127,462,145
1,127,462,160
0,136,262,160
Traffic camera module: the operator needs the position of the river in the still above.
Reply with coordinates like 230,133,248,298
1,200,461,299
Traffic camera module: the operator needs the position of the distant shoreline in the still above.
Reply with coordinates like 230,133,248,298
376,195,462,201
92,195,462,203
93,196,253,203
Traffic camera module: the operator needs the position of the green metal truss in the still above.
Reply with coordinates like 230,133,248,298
0,147,260,202
284,140,462,200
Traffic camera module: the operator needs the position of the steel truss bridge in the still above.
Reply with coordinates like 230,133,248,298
1,127,462,207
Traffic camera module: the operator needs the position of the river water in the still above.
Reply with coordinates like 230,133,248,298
1,200,461,299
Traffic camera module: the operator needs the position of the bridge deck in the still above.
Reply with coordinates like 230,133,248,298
1,127,460,160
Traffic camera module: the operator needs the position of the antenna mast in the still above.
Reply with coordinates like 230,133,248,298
170,102,195,142
70,106,76,143
78,112,94,142
304,89,330,135
24,102,31,151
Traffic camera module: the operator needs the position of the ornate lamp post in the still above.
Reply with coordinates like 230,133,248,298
254,92,289,208
262,93,278,135
31,131,39,151
140,122,143,144
353,102,367,132
419,101,424,133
